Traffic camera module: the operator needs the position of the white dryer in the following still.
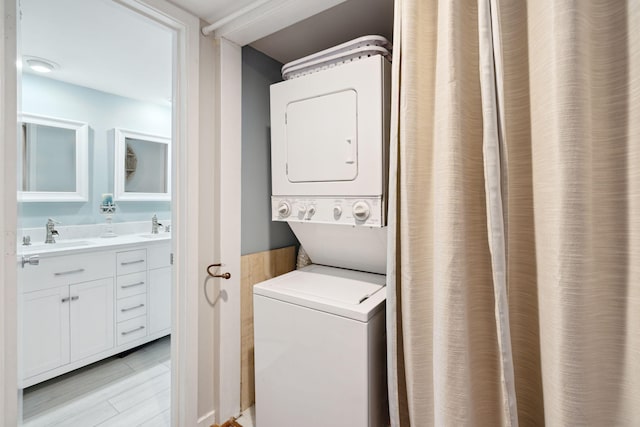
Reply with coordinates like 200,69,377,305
270,54,391,208
270,53,391,274
253,265,387,427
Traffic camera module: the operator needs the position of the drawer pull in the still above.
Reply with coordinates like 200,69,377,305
121,303,145,312
54,268,85,276
61,297,70,303
121,259,145,266
121,281,145,289
71,296,79,301
121,325,145,336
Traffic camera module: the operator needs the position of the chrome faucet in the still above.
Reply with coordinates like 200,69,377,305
151,214,163,234
45,218,60,244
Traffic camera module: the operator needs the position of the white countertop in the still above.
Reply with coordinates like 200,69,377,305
17,233,171,257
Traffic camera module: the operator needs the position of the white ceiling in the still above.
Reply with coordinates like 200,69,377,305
21,0,173,104
20,0,393,103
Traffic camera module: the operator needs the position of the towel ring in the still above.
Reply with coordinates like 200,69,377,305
207,263,231,279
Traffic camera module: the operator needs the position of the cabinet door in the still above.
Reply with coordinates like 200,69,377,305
149,267,171,334
69,278,114,362
22,287,70,379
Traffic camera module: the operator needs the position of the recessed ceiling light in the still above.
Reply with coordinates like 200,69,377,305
24,57,58,73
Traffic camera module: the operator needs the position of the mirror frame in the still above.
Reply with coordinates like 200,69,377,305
18,113,89,202
114,128,171,201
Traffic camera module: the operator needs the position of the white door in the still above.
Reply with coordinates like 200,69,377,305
22,286,70,379
69,278,115,362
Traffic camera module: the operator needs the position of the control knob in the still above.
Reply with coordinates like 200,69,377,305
307,206,316,218
277,201,291,217
333,206,343,219
352,201,370,221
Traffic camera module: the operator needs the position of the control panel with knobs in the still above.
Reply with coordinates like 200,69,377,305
272,196,383,226
352,201,371,221
277,201,291,217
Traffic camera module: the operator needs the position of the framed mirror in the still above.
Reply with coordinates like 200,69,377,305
18,113,89,202
114,129,171,201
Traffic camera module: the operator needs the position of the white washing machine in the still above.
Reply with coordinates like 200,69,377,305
253,265,387,427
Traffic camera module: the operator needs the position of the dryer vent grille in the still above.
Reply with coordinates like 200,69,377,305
282,35,392,80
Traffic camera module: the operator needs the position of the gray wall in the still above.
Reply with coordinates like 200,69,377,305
241,46,298,255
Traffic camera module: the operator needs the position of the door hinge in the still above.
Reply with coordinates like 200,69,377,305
286,163,288,174
170,253,174,265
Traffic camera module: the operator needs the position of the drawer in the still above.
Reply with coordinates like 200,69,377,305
117,294,147,322
20,251,116,293
116,249,147,275
116,272,147,299
117,316,147,346
148,243,171,270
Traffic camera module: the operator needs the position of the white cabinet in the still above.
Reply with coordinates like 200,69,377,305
117,316,148,346
149,267,171,334
115,248,148,346
20,251,115,293
69,278,114,362
117,249,147,275
22,287,70,378
22,278,114,380
20,240,171,387
116,271,146,298
117,293,147,322
148,243,172,335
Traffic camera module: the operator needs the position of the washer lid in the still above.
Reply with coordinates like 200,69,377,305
253,265,386,322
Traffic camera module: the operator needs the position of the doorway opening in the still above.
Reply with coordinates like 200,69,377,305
17,0,174,425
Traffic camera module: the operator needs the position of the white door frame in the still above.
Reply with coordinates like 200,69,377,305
215,37,242,422
0,0,219,425
1,0,19,424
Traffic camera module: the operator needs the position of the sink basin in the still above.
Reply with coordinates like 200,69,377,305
20,240,92,252
140,233,170,239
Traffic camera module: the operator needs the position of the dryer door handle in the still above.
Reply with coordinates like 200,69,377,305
345,138,355,164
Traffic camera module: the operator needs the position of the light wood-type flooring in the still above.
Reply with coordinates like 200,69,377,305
22,336,171,427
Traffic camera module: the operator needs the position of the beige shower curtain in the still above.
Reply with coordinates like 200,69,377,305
387,0,640,425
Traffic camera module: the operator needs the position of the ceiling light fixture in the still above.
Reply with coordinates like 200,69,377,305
24,57,58,73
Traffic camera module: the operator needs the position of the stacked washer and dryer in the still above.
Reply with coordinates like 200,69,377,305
253,36,392,427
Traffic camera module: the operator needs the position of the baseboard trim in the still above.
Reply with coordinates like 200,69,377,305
197,409,216,427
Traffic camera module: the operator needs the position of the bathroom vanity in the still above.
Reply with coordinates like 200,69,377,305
18,234,171,387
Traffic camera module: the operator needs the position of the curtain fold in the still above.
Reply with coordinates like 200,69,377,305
477,0,518,425
522,1,639,424
387,0,640,425
387,0,506,424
